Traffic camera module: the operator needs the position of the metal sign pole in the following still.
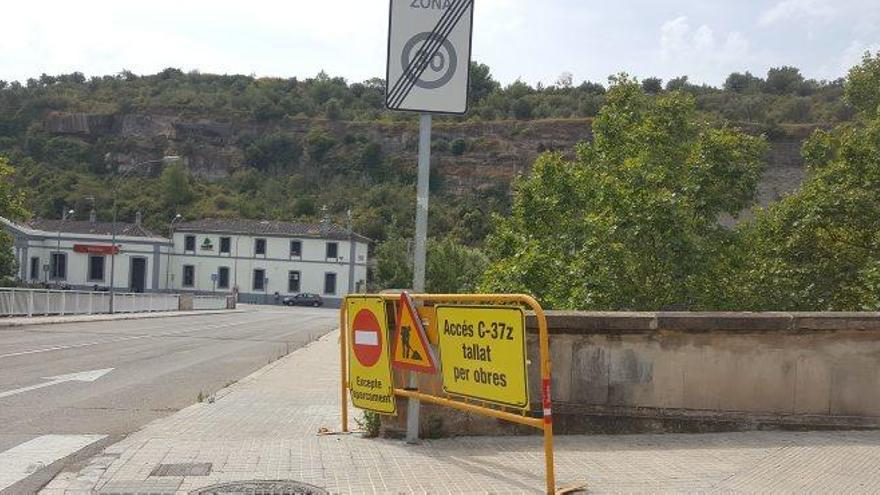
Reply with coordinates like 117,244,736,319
407,113,432,443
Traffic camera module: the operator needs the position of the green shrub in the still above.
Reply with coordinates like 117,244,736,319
450,138,467,156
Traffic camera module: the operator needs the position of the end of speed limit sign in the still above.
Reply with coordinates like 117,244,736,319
385,0,474,115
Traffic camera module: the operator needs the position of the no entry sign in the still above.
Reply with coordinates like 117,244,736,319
386,0,474,114
347,296,396,415
353,309,383,367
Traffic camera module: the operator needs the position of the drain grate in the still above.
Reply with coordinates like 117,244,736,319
151,462,212,476
190,481,329,495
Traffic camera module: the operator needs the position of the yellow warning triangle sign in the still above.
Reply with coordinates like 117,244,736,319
392,292,438,373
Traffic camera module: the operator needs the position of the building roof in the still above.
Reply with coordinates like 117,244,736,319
175,218,370,242
24,219,160,239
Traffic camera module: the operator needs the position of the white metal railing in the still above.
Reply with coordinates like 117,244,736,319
192,295,229,311
0,288,181,317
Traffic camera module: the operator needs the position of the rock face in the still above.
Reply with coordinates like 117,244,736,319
42,112,811,208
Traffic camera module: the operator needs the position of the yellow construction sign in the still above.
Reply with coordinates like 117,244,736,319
347,296,396,415
436,305,529,408
340,294,556,494
392,292,438,373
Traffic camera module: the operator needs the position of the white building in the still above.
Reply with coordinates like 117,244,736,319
2,215,369,307
2,214,171,293
169,219,369,306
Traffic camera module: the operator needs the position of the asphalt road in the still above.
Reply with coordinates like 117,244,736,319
0,306,337,493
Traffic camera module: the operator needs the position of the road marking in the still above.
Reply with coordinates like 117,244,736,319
0,315,285,359
0,434,106,490
0,368,114,400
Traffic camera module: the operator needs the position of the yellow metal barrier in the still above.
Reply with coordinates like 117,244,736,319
341,293,555,494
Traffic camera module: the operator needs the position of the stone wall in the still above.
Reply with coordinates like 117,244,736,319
383,312,880,437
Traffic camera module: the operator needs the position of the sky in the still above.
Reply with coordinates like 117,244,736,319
1,0,879,87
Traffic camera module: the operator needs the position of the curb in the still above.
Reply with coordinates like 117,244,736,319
0,309,249,329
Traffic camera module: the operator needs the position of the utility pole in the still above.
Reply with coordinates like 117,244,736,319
406,113,432,444
55,208,74,284
166,214,182,292
384,0,474,445
109,156,180,313
347,209,357,294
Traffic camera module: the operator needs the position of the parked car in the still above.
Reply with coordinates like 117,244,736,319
282,293,323,307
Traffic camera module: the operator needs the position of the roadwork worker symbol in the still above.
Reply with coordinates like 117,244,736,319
392,292,437,373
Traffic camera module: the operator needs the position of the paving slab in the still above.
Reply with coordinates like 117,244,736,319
41,330,880,494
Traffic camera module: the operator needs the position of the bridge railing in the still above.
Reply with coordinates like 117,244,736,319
0,288,182,317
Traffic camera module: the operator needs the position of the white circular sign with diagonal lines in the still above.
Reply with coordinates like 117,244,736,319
386,0,474,115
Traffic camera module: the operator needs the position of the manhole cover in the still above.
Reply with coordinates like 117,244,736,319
190,481,328,495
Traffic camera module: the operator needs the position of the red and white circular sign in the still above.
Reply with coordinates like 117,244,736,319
352,309,383,367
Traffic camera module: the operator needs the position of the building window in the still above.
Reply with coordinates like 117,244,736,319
220,237,231,254
290,240,302,257
218,266,230,289
30,257,40,280
88,256,105,281
253,269,266,291
50,252,67,280
326,242,338,259
184,235,196,252
288,271,301,293
255,238,267,256
324,272,337,295
182,265,195,287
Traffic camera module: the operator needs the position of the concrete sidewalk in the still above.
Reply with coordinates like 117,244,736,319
0,309,246,328
42,330,880,494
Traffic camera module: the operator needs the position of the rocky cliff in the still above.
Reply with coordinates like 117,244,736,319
43,112,812,208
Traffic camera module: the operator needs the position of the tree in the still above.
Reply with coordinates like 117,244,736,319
724,72,763,93
306,127,337,162
845,51,880,118
244,133,302,172
734,53,880,310
556,72,574,89
512,99,533,119
0,157,28,283
665,75,690,92
450,138,467,156
324,98,343,120
469,62,500,106
765,66,805,95
359,141,383,176
480,77,767,310
160,161,193,208
641,77,663,94
374,236,489,293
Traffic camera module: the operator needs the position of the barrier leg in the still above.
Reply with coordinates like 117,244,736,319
340,303,348,432
527,296,556,495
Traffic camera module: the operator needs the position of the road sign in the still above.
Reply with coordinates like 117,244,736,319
347,296,396,414
211,273,218,282
436,305,530,408
386,0,474,114
392,292,437,373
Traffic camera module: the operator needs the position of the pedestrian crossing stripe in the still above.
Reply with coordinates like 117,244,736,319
391,292,438,373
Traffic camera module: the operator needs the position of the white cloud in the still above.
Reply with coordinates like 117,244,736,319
758,0,835,27
841,40,880,73
658,16,754,83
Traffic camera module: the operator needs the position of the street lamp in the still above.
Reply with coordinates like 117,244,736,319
109,156,181,313
165,213,183,292
54,208,74,285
